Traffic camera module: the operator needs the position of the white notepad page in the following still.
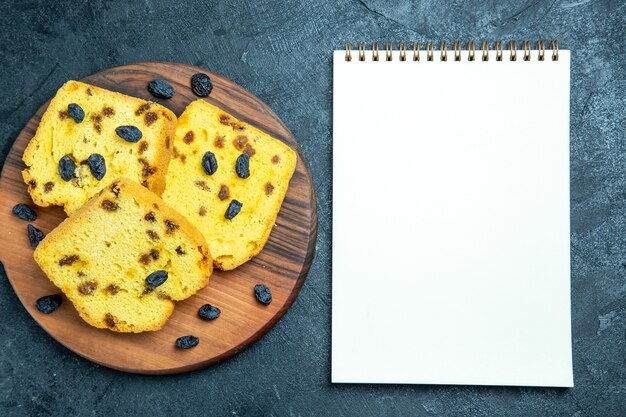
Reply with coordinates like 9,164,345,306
332,49,572,387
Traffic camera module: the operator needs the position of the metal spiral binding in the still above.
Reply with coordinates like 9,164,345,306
345,40,559,62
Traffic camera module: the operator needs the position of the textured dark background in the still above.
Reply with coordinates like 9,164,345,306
1,0,625,416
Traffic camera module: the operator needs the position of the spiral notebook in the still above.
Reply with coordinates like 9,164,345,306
332,41,573,387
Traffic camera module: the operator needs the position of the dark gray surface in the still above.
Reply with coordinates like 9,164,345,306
1,0,624,416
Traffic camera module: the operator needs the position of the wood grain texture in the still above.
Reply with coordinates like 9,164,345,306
0,62,317,374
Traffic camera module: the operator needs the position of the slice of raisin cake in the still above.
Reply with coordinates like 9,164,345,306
23,80,176,215
34,178,212,333
162,100,297,270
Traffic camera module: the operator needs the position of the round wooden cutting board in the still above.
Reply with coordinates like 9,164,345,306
0,62,317,374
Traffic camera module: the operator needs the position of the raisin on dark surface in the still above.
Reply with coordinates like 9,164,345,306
175,335,200,349
145,270,168,288
115,125,143,143
36,294,62,314
235,153,250,178
58,155,76,181
147,79,174,99
12,203,37,221
254,284,272,305
201,151,218,175
27,224,45,248
191,73,213,97
198,304,221,320
86,153,106,180
224,199,242,220
67,103,85,123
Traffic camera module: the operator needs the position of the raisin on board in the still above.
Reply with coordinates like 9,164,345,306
58,155,76,181
190,73,213,97
27,224,45,248
36,294,62,314
224,199,242,220
175,335,200,349
201,151,218,175
145,270,168,288
254,284,272,306
147,79,174,99
198,304,221,320
67,103,85,123
115,125,143,143
86,153,106,180
235,153,250,178
12,203,37,221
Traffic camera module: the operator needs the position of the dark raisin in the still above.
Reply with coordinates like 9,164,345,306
115,125,142,143
144,211,156,222
58,155,75,181
27,224,45,248
190,73,213,97
150,249,159,260
244,144,256,157
265,182,275,196
12,203,37,221
147,79,174,99
202,151,218,175
101,200,119,211
135,103,151,116
78,281,98,295
67,103,84,123
235,153,250,178
59,255,79,266
104,313,116,328
86,153,106,180
44,182,54,193
175,335,200,349
164,220,179,233
36,294,62,314
224,199,242,220
106,284,120,295
219,115,230,125
233,135,248,150
145,270,168,288
183,131,194,144
144,112,158,126
175,246,186,255
218,185,229,201
198,304,221,320
254,284,272,306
